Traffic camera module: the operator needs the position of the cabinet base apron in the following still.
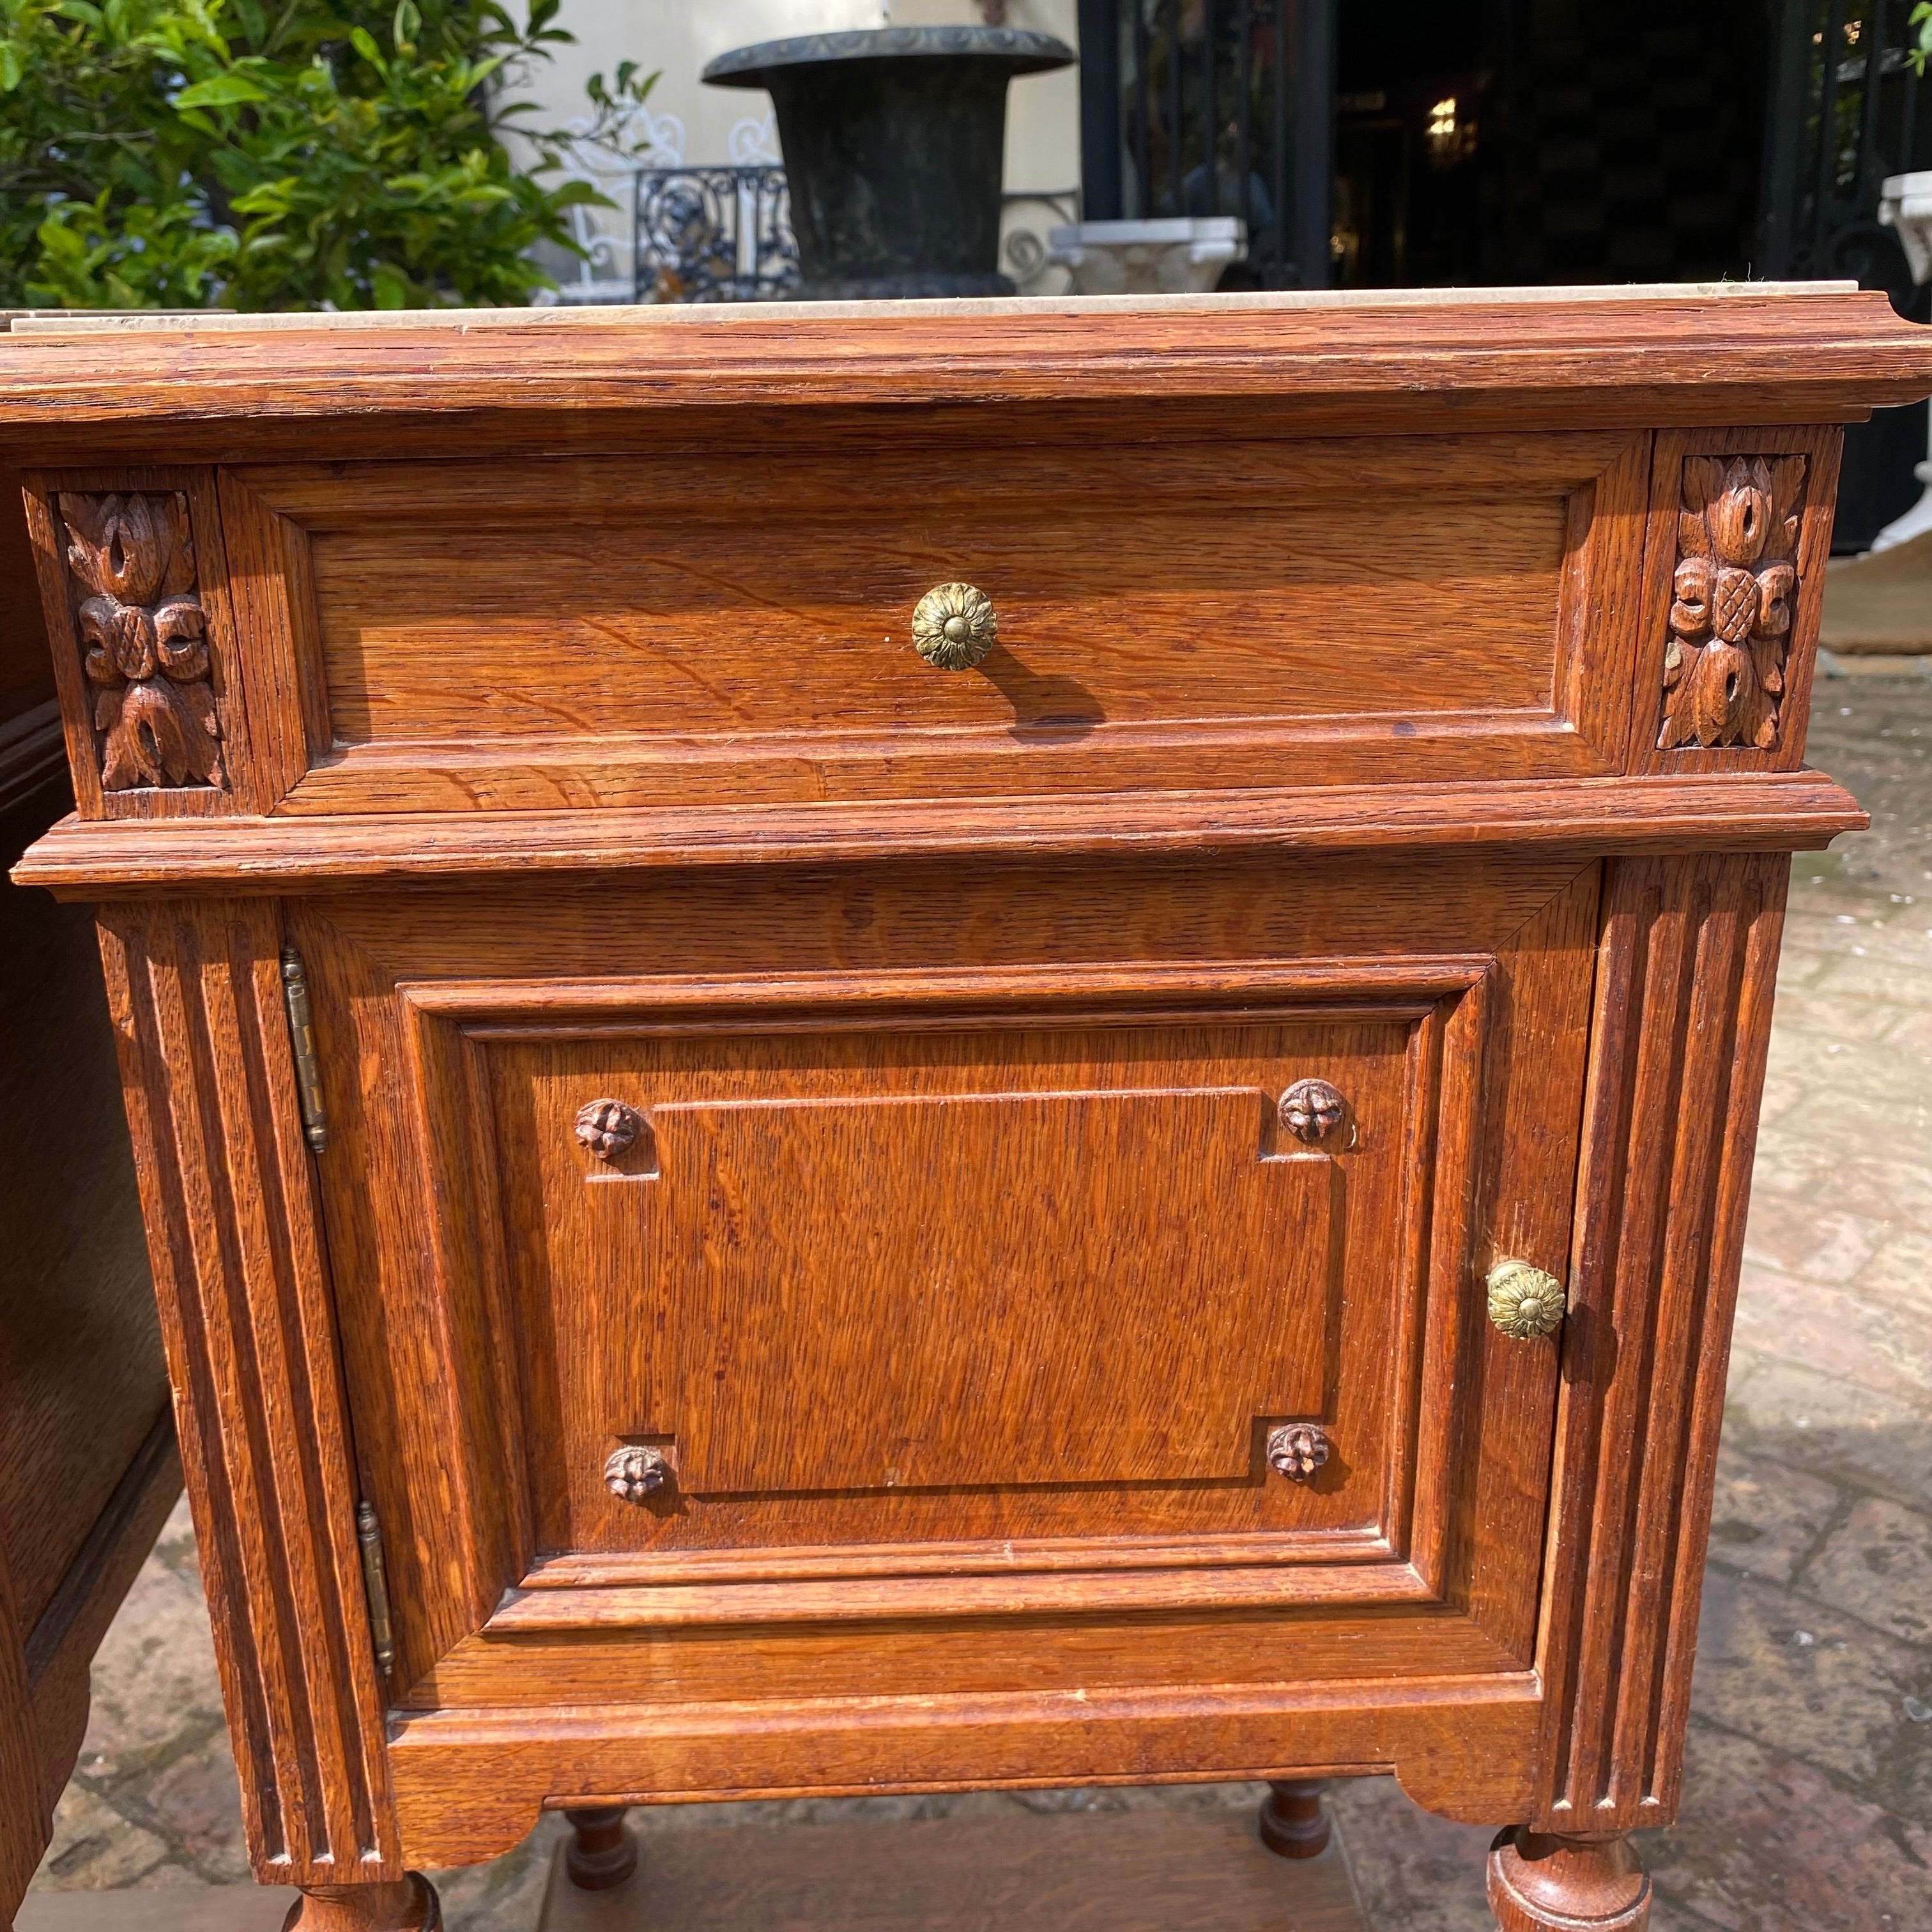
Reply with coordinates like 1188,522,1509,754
384,1680,1540,1869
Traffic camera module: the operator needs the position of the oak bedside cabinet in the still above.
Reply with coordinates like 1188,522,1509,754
7,288,1929,1932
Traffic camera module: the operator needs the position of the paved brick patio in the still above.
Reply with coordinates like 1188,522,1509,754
26,663,1932,1932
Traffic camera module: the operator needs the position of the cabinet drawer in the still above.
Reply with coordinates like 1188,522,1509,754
296,850,1598,1716
227,425,1652,815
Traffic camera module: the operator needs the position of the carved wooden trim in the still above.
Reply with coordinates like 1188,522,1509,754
1532,852,1787,1832
95,898,402,1883
1657,456,1806,751
57,492,226,792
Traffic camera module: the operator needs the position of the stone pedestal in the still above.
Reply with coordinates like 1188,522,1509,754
1046,218,1246,295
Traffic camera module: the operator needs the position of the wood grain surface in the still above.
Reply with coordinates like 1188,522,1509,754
0,289,1912,1913
389,1675,1539,1866
0,778,163,1636
94,898,402,1886
206,433,1647,816
0,289,1928,448
257,850,1598,1865
8,772,1868,898
1533,852,1788,1834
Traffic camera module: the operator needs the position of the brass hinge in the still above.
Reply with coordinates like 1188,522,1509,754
279,945,328,1153
356,1501,395,1678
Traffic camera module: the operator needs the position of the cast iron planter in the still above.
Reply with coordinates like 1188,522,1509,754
703,26,1075,300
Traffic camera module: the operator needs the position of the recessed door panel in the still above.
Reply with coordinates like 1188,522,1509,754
624,1087,1333,1494
484,1004,1431,1567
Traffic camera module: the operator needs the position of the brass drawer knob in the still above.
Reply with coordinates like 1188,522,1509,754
1487,1259,1567,1340
604,1445,671,1501
1266,1423,1331,1482
912,582,998,669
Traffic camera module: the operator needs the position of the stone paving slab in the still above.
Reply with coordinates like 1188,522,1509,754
26,670,1932,1931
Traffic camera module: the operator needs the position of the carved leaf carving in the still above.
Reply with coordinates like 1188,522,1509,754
59,491,224,791
1658,456,1805,753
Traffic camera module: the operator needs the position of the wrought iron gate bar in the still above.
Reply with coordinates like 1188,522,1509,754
1077,0,1331,289
1763,0,1927,290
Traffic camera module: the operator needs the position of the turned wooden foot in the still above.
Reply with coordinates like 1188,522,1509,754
282,1874,441,1932
1257,1778,1331,1858
564,1804,640,1890
1487,1829,1650,1931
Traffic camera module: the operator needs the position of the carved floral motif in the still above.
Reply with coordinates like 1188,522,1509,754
1279,1079,1347,1144
1266,1422,1331,1482
1659,456,1806,752
60,492,224,791
604,1445,671,1502
576,1098,643,1160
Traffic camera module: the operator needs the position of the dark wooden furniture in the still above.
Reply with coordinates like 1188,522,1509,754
0,318,181,1930
6,289,1928,1932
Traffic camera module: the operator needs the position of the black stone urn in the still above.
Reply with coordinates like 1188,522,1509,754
703,26,1075,300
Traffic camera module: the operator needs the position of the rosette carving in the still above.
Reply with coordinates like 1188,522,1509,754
1658,456,1806,752
575,1098,644,1160
60,491,224,791
604,1444,671,1502
1280,1079,1347,1145
1266,1422,1331,1482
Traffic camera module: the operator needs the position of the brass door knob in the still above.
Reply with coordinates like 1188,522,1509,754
912,582,998,668
1486,1260,1567,1340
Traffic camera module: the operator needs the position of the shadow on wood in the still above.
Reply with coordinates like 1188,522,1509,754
537,1805,1366,1932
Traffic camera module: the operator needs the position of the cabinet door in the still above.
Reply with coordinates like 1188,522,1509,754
294,850,1598,1850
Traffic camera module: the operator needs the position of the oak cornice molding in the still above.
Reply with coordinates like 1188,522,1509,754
0,289,1929,440
10,772,1868,898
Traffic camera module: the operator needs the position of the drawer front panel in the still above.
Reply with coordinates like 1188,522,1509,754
307,491,1558,737
226,428,1652,813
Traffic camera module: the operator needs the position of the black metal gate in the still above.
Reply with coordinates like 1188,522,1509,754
1075,0,1336,287
1758,0,1932,546
1759,0,1931,295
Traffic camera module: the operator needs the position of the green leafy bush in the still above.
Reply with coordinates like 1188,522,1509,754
0,0,640,309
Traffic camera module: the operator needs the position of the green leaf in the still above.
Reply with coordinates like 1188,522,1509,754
173,72,270,107
391,0,417,47
0,43,21,91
